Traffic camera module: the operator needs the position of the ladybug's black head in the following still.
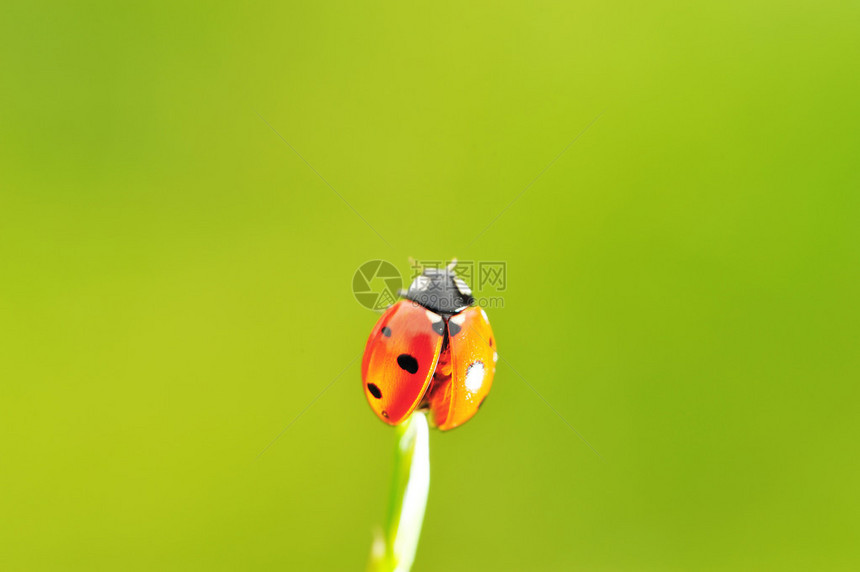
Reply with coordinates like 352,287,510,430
402,267,474,316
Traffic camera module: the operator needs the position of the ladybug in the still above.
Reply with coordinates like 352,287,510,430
361,263,497,430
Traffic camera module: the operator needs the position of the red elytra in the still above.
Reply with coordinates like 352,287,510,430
362,299,496,431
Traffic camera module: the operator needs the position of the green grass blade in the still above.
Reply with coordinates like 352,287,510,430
368,412,430,572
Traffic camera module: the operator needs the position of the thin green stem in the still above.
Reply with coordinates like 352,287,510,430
368,412,430,572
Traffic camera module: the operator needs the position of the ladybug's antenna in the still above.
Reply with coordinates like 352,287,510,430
408,256,423,272
446,258,458,271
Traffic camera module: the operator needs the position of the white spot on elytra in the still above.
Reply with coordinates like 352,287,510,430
493,352,498,363
465,361,485,393
480,308,488,322
425,310,442,323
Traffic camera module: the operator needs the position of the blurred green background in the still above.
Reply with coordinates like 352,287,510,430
1,1,858,570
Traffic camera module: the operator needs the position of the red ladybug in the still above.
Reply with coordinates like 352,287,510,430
361,263,497,430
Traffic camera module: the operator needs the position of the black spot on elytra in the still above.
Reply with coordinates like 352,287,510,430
397,354,419,374
381,410,389,418
489,337,494,347
432,321,445,336
381,326,392,337
448,320,461,336
367,383,382,399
